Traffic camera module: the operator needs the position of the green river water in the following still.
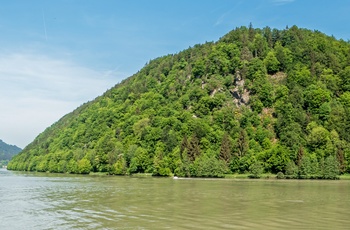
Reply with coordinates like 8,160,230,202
0,168,349,229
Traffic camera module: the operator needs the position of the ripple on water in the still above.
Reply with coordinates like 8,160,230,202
2,171,350,229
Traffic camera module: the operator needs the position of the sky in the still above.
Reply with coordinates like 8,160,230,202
1,0,350,148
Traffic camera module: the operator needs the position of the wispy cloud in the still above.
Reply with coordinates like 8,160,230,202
215,12,230,26
0,52,119,148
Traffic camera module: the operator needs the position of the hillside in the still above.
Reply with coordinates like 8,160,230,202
8,25,350,178
0,139,21,166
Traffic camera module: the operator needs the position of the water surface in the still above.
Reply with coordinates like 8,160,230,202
1,168,349,229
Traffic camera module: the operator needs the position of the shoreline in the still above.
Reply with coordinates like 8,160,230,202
4,168,350,180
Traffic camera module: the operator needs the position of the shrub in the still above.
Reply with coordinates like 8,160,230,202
77,159,92,174
248,161,263,178
276,171,285,179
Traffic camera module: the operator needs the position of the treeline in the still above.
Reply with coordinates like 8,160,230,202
8,25,350,179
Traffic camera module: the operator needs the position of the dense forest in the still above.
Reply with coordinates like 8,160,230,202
0,139,21,167
8,25,350,179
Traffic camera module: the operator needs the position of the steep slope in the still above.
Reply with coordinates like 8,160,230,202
9,26,350,178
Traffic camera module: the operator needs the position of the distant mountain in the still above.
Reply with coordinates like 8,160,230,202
8,25,350,179
0,139,22,161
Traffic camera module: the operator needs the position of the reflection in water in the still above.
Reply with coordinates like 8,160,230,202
1,168,350,229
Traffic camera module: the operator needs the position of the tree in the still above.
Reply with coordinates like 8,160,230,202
304,84,331,113
297,145,304,167
319,102,331,122
336,147,346,174
113,157,127,175
307,124,330,153
339,66,350,92
236,129,249,158
187,135,201,162
249,161,264,178
77,158,92,174
253,34,268,58
264,51,280,74
192,59,206,77
285,161,298,178
298,156,311,179
247,58,267,80
152,155,171,177
192,155,227,177
267,144,290,173
323,155,340,179
248,22,255,42
219,133,232,163
274,41,292,71
180,135,189,161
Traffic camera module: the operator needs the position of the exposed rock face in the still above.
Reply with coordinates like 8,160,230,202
230,71,250,107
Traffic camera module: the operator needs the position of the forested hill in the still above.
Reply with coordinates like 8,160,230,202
0,139,21,161
8,25,350,179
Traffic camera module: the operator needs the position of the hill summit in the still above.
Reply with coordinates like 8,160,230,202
9,25,350,178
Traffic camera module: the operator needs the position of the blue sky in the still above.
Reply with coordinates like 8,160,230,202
1,0,350,148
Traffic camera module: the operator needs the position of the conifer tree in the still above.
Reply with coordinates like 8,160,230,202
187,135,201,162
236,129,248,157
180,135,189,161
219,133,232,163
336,147,345,173
297,145,304,167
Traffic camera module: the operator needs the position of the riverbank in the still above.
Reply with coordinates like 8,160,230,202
5,168,350,180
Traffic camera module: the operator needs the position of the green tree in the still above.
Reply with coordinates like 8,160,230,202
249,161,264,178
152,155,171,177
298,156,312,179
307,124,330,153
236,129,249,158
266,144,290,173
323,155,340,179
180,135,189,161
339,66,350,92
187,135,201,162
304,84,331,113
193,154,228,177
252,34,268,58
219,133,232,163
264,51,280,74
113,157,127,175
274,41,292,71
285,161,298,178
77,158,92,174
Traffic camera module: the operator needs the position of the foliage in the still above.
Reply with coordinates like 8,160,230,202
8,25,350,179
249,161,264,178
285,161,298,179
276,171,285,179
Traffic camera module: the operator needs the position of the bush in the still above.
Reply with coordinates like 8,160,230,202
248,161,263,178
276,171,285,179
113,158,127,175
192,156,227,178
285,161,298,179
77,159,92,174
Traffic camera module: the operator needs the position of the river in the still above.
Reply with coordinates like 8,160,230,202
1,168,350,229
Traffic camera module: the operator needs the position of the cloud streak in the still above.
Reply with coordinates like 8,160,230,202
0,52,119,148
